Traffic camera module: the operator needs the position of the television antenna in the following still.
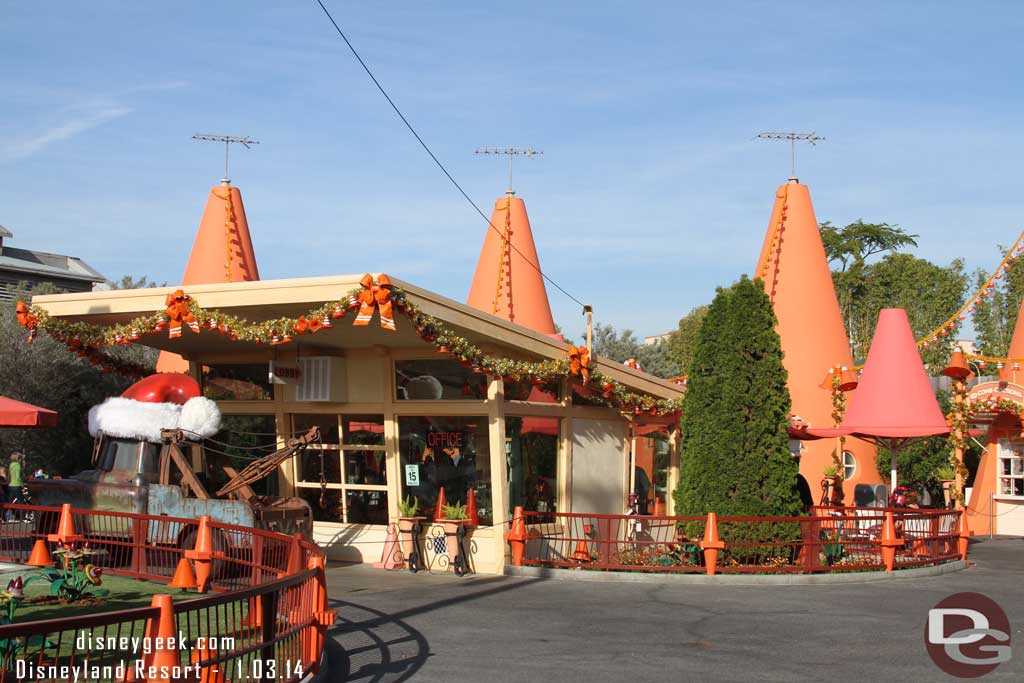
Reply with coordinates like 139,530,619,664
756,132,825,180
192,134,260,185
475,147,543,194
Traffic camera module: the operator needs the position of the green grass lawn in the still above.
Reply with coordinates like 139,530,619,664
3,571,193,623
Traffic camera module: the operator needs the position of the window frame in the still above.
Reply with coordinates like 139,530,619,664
997,439,1024,498
292,413,388,524
842,450,857,481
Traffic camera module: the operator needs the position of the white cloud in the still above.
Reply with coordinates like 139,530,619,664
3,105,132,162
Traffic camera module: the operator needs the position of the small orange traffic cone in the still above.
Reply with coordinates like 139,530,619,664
505,506,528,566
47,503,83,546
700,512,726,576
191,646,224,683
374,524,401,569
434,487,447,520
168,557,197,590
143,595,178,681
465,489,479,527
185,516,214,593
880,511,903,572
570,540,591,562
285,535,303,576
27,539,51,567
241,595,263,629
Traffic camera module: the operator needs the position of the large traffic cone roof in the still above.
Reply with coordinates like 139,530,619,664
754,179,880,487
812,309,950,439
755,180,855,424
157,182,260,372
466,193,558,337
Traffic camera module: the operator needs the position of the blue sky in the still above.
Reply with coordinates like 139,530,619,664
3,2,1023,338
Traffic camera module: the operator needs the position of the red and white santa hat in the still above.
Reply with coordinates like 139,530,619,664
88,373,221,443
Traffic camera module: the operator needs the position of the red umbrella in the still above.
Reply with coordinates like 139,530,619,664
809,309,950,492
0,397,58,428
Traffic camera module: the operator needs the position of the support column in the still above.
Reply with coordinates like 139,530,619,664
487,375,508,572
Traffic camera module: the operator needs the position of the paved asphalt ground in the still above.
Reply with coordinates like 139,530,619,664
322,537,1023,682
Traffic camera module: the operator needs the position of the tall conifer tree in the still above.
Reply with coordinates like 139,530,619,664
673,276,802,517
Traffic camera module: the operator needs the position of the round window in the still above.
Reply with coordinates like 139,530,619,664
842,450,856,480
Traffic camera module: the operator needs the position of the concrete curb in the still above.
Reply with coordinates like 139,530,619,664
504,559,969,585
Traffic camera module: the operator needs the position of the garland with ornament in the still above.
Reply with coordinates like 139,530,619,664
945,378,973,505
827,370,848,476
16,274,683,417
916,227,1024,352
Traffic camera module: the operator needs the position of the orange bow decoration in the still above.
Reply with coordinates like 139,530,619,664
164,290,199,339
568,345,591,382
352,274,395,331
15,301,39,342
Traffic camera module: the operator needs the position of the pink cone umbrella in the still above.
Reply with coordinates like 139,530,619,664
810,309,951,492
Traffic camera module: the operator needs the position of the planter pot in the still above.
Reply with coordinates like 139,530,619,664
830,476,845,506
821,479,834,505
442,519,469,563
397,517,425,560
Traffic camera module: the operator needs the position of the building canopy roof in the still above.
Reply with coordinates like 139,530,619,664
32,274,682,401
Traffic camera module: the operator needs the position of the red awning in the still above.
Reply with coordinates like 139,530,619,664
0,397,58,428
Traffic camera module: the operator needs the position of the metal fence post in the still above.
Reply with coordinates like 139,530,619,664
258,590,277,683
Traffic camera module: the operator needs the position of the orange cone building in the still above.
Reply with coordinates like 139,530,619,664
466,192,558,337
754,179,882,498
965,296,1024,534
156,181,260,372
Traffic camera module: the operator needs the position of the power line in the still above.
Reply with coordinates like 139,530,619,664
311,0,586,310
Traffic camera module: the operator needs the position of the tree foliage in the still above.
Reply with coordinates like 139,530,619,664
875,391,984,495
828,246,967,372
673,276,801,517
0,283,157,476
820,220,918,272
971,246,1024,357
585,323,677,378
664,305,708,378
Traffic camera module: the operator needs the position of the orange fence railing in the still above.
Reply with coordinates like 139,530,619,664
0,503,333,682
517,507,967,575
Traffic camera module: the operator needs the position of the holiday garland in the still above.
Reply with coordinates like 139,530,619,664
828,370,848,476
16,274,683,416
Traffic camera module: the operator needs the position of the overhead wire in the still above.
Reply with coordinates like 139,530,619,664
311,0,587,311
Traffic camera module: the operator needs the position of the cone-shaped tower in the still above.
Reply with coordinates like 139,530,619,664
999,302,1024,384
466,193,558,337
969,290,1024,533
754,179,881,496
156,182,260,372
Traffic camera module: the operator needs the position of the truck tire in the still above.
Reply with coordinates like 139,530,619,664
179,527,229,580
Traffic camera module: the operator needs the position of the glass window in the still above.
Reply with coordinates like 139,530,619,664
292,414,340,444
343,415,385,446
504,380,561,403
398,416,491,524
998,440,1024,497
202,364,273,401
395,359,488,400
205,415,278,496
345,490,389,525
842,450,857,480
98,439,142,473
293,413,388,524
634,424,671,515
506,416,558,519
344,450,387,486
298,489,344,523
